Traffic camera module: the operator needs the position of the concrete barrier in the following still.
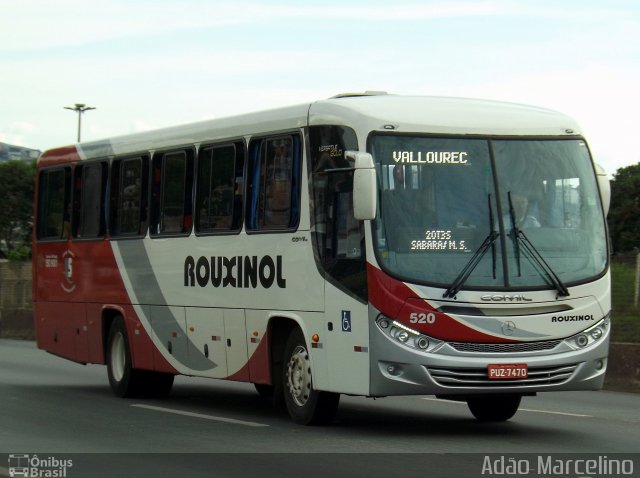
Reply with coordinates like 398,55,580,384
0,261,33,340
0,309,34,340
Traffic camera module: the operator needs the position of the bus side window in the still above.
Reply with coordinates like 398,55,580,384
37,167,71,241
150,149,194,236
72,161,108,239
109,156,149,237
247,134,301,231
195,141,244,233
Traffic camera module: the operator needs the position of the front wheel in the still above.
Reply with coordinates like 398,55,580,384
283,328,339,425
467,394,521,422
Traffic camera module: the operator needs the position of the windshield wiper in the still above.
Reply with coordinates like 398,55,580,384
507,192,522,276
443,195,498,299
507,192,570,298
513,230,570,297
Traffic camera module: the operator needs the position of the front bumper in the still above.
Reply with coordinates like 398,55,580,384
369,312,610,397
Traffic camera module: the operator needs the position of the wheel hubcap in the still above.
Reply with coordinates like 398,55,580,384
110,332,125,382
286,345,312,407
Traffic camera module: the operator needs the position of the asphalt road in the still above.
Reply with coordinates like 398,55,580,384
1,339,638,477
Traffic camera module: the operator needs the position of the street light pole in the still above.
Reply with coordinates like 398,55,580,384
64,103,96,142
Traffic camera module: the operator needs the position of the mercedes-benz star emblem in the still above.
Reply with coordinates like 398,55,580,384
501,321,516,336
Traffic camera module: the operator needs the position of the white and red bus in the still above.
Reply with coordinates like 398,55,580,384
33,93,611,424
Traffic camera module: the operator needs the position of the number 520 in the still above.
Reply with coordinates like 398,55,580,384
409,312,436,324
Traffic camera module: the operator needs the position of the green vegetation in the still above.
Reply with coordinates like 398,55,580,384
611,261,640,343
0,159,36,260
606,161,640,342
608,163,640,253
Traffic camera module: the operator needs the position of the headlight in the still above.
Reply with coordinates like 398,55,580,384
397,331,410,343
575,334,589,348
564,316,609,350
416,336,430,349
376,314,443,353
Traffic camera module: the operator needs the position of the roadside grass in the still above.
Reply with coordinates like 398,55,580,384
611,262,640,343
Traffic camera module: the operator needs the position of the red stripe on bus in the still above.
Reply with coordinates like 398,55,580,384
367,263,517,343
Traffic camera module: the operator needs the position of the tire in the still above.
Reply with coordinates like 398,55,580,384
467,394,521,422
107,317,174,398
107,317,137,397
282,328,339,425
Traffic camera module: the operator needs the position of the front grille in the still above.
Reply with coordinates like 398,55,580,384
427,364,578,388
449,340,562,354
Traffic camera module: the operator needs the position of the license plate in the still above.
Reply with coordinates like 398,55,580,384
487,363,528,380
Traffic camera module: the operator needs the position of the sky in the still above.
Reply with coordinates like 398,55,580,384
1,0,639,175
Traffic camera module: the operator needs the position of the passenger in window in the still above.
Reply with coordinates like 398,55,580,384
393,164,406,189
504,193,540,230
264,138,292,226
271,139,292,180
62,205,71,239
210,178,234,228
122,178,141,232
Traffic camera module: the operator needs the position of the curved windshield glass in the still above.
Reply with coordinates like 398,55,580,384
371,135,607,291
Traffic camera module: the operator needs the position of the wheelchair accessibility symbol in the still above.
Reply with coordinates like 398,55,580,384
341,310,351,332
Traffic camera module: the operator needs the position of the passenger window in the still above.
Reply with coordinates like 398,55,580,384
196,142,244,233
37,167,71,240
110,156,149,237
72,162,107,239
247,135,301,231
151,149,194,236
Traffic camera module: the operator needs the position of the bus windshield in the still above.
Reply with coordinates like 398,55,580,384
371,135,608,291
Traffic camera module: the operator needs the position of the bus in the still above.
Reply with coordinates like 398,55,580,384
33,93,611,424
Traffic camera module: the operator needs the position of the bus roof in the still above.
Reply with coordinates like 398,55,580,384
310,94,580,137
39,94,582,165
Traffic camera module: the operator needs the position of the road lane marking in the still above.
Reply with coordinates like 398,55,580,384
420,397,592,418
131,404,269,427
520,408,592,418
421,397,465,405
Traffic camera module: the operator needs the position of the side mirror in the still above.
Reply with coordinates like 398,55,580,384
345,151,377,220
595,163,610,217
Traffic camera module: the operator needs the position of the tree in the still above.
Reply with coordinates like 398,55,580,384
608,162,640,253
0,160,36,260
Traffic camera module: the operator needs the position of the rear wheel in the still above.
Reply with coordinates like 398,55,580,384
467,394,521,422
106,317,174,398
282,328,339,425
107,317,136,397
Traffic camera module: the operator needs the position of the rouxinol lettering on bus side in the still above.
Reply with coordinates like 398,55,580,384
184,255,287,289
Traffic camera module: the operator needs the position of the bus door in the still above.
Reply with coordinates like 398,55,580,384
319,186,370,395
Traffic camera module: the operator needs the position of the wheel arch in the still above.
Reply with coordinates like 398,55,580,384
267,314,305,368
